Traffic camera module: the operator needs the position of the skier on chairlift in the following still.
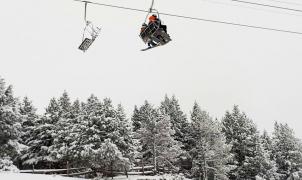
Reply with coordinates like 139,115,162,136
149,14,167,33
139,12,171,50
146,14,168,47
141,23,157,48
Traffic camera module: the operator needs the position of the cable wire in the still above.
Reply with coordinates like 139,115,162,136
202,0,302,17
262,0,302,7
230,0,302,13
74,0,302,36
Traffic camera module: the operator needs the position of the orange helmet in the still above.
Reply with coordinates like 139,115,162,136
149,15,157,22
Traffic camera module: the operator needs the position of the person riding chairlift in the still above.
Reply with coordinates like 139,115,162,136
148,14,167,33
140,23,157,48
140,14,168,48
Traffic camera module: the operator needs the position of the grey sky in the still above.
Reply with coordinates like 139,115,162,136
1,0,302,138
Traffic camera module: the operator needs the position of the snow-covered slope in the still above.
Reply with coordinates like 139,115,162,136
0,173,84,180
94,174,189,180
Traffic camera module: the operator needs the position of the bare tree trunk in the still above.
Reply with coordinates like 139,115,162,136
67,161,70,176
142,158,145,175
110,161,113,179
203,146,207,180
124,167,128,178
153,140,157,175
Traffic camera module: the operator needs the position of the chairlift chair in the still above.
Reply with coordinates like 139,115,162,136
78,2,101,52
139,0,171,48
79,21,101,52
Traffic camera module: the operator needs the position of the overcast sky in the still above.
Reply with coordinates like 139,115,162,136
1,0,302,138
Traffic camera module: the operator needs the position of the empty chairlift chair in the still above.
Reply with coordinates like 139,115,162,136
78,2,101,52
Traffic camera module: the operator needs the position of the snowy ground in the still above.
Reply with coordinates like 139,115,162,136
0,173,189,180
93,174,188,180
0,173,84,180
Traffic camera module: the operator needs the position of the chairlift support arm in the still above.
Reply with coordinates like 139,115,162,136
84,2,87,22
145,0,159,23
149,0,154,12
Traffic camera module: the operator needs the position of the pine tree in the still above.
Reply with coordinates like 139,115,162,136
50,92,74,167
63,96,133,169
73,94,104,164
92,139,130,174
17,97,38,169
260,130,273,156
19,97,37,144
222,105,274,179
132,101,155,132
116,104,135,161
259,130,278,179
22,98,60,167
133,101,158,162
272,122,302,179
0,78,22,170
190,102,231,180
68,99,82,121
45,98,61,123
131,105,141,132
58,91,72,117
160,95,190,150
137,103,182,173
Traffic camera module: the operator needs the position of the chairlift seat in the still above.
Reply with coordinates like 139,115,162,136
140,22,160,43
78,38,95,52
140,22,171,45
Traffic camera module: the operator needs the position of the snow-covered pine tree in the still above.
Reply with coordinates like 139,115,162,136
272,122,302,179
259,130,278,179
58,91,72,116
0,77,22,171
131,105,141,132
65,95,132,169
99,99,134,167
70,99,81,119
57,99,83,166
131,101,154,133
189,102,231,180
22,98,60,168
137,103,182,173
17,97,38,169
261,130,273,157
19,97,38,144
0,157,19,172
45,98,61,123
93,139,130,175
65,94,103,167
115,104,135,162
222,105,275,179
50,91,75,167
160,95,190,150
133,101,158,164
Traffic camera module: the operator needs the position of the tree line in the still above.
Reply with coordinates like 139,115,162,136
0,76,302,179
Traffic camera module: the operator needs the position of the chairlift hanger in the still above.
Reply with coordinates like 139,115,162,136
78,2,101,52
144,0,160,24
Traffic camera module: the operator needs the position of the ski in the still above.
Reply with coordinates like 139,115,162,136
141,45,159,51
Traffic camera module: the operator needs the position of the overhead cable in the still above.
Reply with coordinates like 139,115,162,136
262,0,302,7
230,0,302,13
202,0,302,17
74,0,302,35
